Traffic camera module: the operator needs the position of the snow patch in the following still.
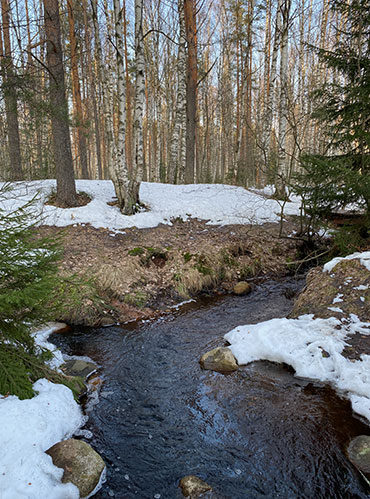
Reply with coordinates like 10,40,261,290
0,379,84,499
323,252,370,273
225,314,370,422
1,180,302,231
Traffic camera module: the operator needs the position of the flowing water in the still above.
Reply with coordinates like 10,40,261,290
52,279,370,499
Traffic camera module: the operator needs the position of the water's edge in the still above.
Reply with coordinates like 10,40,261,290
52,279,370,499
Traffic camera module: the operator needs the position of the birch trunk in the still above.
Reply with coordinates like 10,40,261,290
275,0,291,198
168,0,187,184
133,0,145,184
112,0,140,215
261,0,282,174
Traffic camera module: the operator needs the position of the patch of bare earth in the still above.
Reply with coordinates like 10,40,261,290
37,218,298,326
291,258,370,360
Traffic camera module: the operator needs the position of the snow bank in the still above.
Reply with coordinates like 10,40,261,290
226,250,370,422
0,324,87,498
0,379,84,499
323,251,370,273
225,314,370,421
33,323,66,370
0,180,301,231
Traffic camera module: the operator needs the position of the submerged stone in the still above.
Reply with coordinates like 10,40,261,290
61,359,97,379
233,281,252,295
199,347,238,373
46,439,105,498
348,435,370,477
179,475,212,497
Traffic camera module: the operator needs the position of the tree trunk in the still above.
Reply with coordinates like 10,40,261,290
261,0,282,177
67,0,89,178
112,0,140,215
184,0,197,184
133,0,145,183
43,0,78,206
168,1,187,184
275,0,292,198
0,0,23,180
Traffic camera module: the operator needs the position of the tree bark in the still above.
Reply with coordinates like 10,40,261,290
275,0,292,198
133,0,145,183
43,0,78,206
67,0,89,178
168,0,187,184
0,0,23,180
184,0,197,184
112,0,140,215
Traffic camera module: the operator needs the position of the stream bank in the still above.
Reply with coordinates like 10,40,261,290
38,218,299,326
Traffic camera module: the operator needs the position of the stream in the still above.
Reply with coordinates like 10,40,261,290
52,279,370,499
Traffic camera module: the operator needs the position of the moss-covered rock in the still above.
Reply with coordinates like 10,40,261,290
46,439,105,498
179,475,212,497
200,347,238,374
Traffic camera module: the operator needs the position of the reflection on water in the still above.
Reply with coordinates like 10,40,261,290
52,280,370,499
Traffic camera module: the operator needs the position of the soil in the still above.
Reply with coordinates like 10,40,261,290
37,218,299,326
291,258,370,361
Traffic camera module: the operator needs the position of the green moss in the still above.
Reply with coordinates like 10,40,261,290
128,247,145,256
183,251,193,263
124,291,147,308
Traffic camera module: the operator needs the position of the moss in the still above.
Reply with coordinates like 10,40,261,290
128,247,145,256
124,291,147,308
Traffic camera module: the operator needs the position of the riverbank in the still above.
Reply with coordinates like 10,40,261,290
40,218,300,326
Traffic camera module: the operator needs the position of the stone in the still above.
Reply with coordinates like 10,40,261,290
100,316,116,327
61,359,97,379
233,281,252,295
179,475,212,497
347,435,370,477
199,347,238,373
46,439,105,498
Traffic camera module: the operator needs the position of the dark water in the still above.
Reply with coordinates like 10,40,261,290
52,280,370,499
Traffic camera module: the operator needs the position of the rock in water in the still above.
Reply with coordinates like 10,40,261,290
179,475,212,497
61,359,97,379
233,281,252,295
347,435,370,477
199,347,238,373
46,439,105,498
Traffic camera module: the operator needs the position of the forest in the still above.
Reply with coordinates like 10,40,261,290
0,1,370,497
0,0,368,216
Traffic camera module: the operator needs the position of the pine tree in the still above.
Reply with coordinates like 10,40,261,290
0,186,79,399
294,0,370,229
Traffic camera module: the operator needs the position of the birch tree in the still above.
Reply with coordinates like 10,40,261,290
275,0,292,198
111,0,140,215
168,0,187,184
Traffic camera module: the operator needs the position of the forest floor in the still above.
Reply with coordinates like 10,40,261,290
37,217,300,326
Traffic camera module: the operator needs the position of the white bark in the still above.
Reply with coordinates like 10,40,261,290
168,0,187,184
133,0,145,183
261,0,282,169
112,0,139,214
276,0,291,197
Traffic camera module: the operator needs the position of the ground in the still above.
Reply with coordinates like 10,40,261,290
37,218,299,325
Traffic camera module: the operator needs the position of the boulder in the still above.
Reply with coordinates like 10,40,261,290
46,439,105,498
233,281,252,295
61,359,97,379
179,475,212,497
200,347,238,373
347,435,370,477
